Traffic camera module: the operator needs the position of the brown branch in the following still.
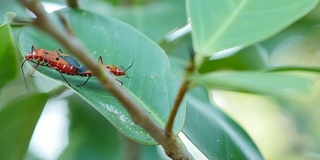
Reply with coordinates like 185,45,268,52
165,47,195,137
165,80,189,133
19,0,193,159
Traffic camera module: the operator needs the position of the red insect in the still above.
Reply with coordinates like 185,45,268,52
21,45,133,89
21,45,83,88
76,56,134,87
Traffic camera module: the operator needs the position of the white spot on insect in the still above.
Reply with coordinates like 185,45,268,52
62,65,66,69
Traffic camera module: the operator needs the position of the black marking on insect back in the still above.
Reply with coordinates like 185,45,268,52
76,66,89,74
59,56,81,68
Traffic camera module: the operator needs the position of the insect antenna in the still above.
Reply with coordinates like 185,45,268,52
123,60,134,78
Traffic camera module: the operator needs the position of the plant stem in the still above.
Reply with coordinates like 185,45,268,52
165,79,189,133
165,47,195,135
19,0,193,159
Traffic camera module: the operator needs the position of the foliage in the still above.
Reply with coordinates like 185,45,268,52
1,0,320,159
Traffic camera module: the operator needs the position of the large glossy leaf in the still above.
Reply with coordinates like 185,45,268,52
187,0,319,56
60,95,163,159
183,87,263,159
193,71,314,96
19,8,185,144
0,93,49,160
59,95,123,160
0,12,18,89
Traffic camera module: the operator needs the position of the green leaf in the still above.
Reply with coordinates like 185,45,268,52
138,145,163,160
0,1,30,23
112,0,187,42
0,93,49,160
59,95,124,159
161,33,192,62
0,12,18,89
183,87,263,160
59,95,163,159
187,0,319,56
193,71,314,95
82,0,187,42
19,9,186,144
199,45,267,73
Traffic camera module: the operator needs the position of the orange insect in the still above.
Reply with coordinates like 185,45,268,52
21,45,84,88
21,46,133,89
76,56,134,86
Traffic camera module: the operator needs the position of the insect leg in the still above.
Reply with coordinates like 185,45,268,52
98,56,103,64
20,60,29,92
55,48,63,53
59,72,73,88
76,76,91,87
115,79,123,87
28,63,39,77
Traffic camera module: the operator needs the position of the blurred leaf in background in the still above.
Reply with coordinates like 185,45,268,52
0,93,49,160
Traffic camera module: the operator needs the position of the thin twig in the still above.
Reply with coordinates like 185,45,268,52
165,47,195,135
19,0,193,159
165,80,189,134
